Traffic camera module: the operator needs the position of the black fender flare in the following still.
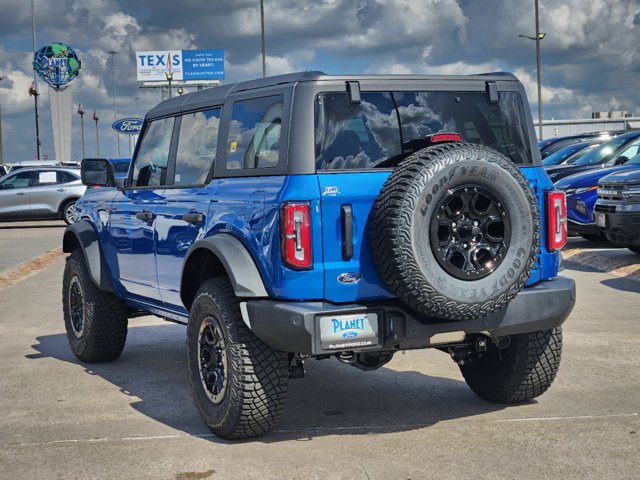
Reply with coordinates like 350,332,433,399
181,233,268,307
62,220,115,292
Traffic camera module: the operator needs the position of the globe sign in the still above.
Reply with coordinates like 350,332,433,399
33,42,81,88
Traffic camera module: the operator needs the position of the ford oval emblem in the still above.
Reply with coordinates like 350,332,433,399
112,118,143,135
337,273,362,284
342,331,359,339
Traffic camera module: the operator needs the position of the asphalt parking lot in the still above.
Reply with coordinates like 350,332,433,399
0,222,638,479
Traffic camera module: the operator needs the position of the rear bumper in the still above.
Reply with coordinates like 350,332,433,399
601,212,640,246
242,276,576,355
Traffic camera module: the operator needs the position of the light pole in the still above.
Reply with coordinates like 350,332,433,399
519,0,545,139
77,103,85,159
93,109,99,156
260,0,266,78
0,75,4,164
31,0,42,159
108,50,120,156
165,71,173,99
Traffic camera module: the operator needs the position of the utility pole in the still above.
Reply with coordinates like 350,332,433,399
31,0,42,159
93,109,99,157
108,50,120,156
260,0,266,78
518,0,545,139
77,104,85,158
0,76,4,164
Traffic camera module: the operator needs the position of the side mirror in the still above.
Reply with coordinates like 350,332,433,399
81,158,115,187
614,156,629,165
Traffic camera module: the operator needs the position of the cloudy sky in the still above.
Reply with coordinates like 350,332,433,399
1,0,639,161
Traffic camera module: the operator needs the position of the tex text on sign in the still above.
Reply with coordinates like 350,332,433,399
136,50,224,82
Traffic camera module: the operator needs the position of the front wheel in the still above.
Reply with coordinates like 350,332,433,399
61,199,78,225
460,328,563,403
186,278,289,439
62,250,129,362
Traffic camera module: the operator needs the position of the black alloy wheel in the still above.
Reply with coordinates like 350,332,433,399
430,185,510,280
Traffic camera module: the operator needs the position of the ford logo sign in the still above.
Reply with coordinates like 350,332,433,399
112,118,143,135
342,331,359,339
337,273,362,284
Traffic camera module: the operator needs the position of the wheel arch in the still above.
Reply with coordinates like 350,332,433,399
180,233,269,311
62,221,115,292
58,196,81,213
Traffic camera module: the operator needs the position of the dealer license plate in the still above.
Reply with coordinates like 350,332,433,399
319,313,379,350
595,212,607,228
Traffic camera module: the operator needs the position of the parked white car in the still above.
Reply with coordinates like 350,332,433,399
0,166,86,224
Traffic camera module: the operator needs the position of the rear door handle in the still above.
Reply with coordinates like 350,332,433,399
182,211,204,223
16,192,26,196
341,204,353,261
135,210,154,221
57,188,66,192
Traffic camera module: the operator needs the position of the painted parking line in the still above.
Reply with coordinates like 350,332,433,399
8,412,638,447
563,248,640,282
0,247,66,289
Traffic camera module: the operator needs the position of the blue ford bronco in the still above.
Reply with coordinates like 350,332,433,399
62,72,575,439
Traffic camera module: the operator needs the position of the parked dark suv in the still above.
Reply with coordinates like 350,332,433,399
61,72,575,439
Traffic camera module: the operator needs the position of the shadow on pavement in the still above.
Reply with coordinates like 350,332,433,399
26,324,511,443
600,277,640,293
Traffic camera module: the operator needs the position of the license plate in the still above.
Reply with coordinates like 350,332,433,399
319,313,379,350
595,212,607,228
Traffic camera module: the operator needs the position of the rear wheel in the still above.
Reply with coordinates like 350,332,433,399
187,278,289,439
460,328,563,403
62,250,129,362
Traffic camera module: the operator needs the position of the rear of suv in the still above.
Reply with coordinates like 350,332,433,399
62,72,575,439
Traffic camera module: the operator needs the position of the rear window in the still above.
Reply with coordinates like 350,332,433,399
315,91,532,170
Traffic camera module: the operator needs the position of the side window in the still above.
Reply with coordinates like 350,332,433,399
0,171,34,189
174,108,221,185
132,117,175,187
57,171,79,183
226,95,283,170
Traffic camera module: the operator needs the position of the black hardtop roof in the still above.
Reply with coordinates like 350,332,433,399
146,70,519,120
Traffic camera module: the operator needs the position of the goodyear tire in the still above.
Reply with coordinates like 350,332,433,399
62,250,129,362
186,278,289,439
371,142,539,320
461,328,563,403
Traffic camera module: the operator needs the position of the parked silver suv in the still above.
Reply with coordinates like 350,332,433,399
0,167,85,224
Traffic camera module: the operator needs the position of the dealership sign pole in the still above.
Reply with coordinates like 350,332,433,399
33,42,81,163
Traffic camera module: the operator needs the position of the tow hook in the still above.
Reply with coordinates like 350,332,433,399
289,355,305,379
449,337,489,366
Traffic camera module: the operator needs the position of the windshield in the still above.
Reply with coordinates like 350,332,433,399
111,161,130,174
574,135,637,166
315,90,532,170
542,142,589,166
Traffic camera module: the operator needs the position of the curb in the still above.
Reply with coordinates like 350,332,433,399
0,247,66,289
563,248,640,283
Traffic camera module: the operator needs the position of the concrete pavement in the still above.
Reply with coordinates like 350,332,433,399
0,231,638,479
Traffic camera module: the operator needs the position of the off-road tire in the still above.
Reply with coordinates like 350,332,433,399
371,142,539,320
62,250,129,362
61,199,78,225
460,328,563,403
186,278,289,439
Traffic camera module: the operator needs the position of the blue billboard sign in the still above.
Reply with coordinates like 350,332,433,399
112,118,143,135
182,50,224,80
136,50,224,82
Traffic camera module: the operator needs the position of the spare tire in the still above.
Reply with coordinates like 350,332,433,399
371,142,539,320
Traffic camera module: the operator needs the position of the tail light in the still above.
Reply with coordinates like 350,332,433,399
281,202,312,270
546,191,567,251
